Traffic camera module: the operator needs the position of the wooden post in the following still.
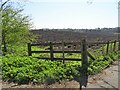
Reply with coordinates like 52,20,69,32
81,39,88,66
81,38,88,88
113,40,116,51
50,42,54,61
110,41,113,52
119,40,120,50
106,41,109,55
102,44,104,55
118,27,120,50
62,41,65,63
28,43,32,56
76,44,79,50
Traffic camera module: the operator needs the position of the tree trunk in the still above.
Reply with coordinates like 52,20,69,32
2,30,7,55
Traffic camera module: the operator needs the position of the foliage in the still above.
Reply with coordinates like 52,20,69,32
1,50,119,84
1,2,36,55
1,56,81,84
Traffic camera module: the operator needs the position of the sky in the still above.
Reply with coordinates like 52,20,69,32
9,0,120,29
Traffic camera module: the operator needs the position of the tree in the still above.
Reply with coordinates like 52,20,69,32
1,0,36,55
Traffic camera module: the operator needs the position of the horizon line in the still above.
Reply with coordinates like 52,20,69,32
30,27,119,30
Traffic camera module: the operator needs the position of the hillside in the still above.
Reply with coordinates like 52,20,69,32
30,27,118,43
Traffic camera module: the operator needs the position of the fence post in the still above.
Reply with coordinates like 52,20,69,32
102,44,104,55
81,38,88,88
118,27,120,50
81,38,88,66
110,41,113,52
106,41,109,55
50,42,54,61
113,40,116,51
62,41,65,63
28,43,32,56
119,40,120,51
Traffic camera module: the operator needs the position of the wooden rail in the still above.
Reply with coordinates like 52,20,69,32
28,39,118,62
28,39,119,89
28,39,92,62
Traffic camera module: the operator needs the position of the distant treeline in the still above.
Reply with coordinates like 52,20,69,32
31,27,118,32
30,27,118,43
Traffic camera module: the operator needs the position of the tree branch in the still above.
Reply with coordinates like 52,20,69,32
1,0,10,9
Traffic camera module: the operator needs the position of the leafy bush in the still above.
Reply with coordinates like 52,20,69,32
1,49,119,85
1,56,82,84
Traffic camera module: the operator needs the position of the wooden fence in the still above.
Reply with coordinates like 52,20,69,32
28,39,118,63
27,39,119,89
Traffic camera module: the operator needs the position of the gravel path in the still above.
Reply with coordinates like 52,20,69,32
1,60,120,89
86,60,119,89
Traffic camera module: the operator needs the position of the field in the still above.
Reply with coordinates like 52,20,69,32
1,28,120,86
31,28,118,42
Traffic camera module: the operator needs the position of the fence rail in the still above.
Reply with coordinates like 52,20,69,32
31,41,81,46
28,39,119,62
28,39,119,89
